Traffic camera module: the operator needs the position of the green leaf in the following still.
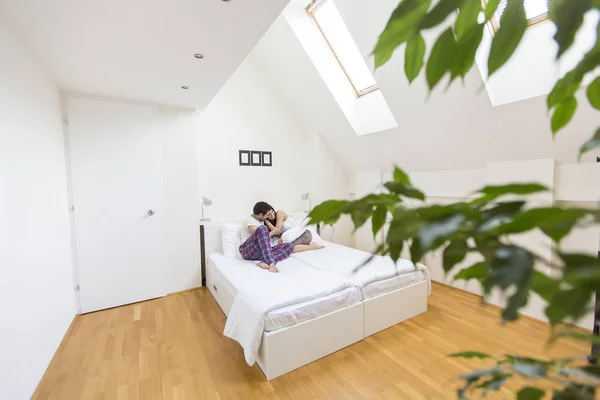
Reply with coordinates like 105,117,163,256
552,383,595,400
384,181,425,200
459,366,501,383
484,0,501,21
449,351,492,359
351,205,373,231
389,240,404,262
455,0,481,39
587,77,600,110
372,205,387,237
548,70,584,110
579,128,600,159
393,166,412,185
517,387,545,400
373,0,432,68
410,238,424,263
513,362,548,378
503,283,529,321
486,246,533,290
551,96,578,136
476,183,548,202
560,252,600,284
549,0,592,58
454,262,487,282
493,207,590,243
420,0,463,29
487,0,527,77
451,24,485,81
530,271,560,303
308,200,349,225
419,214,466,250
545,288,593,325
426,28,456,91
443,238,469,273
476,372,511,391
405,34,426,83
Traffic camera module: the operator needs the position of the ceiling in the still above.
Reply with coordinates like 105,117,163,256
0,0,288,109
252,0,599,172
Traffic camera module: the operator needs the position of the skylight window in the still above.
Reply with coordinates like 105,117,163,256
487,0,549,32
307,0,379,97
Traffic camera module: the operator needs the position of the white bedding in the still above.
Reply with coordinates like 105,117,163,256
291,242,431,297
212,253,357,366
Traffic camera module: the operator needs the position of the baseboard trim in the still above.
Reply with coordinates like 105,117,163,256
31,315,80,399
167,287,202,296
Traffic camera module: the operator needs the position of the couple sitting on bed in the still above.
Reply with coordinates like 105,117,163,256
239,201,324,273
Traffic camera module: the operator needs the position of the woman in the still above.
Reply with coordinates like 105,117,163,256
265,208,319,248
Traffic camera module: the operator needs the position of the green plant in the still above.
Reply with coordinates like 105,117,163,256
308,0,600,398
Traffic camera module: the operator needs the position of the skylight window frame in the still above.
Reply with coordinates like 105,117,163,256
483,0,549,35
306,0,380,98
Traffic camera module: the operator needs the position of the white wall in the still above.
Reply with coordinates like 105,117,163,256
157,106,201,293
0,23,76,399
196,53,353,246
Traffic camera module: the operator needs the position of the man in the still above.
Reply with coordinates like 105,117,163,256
239,201,323,273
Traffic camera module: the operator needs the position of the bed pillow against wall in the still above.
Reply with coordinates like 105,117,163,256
222,223,243,258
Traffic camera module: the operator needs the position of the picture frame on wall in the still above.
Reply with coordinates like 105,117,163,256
239,150,250,166
251,151,262,166
261,151,272,167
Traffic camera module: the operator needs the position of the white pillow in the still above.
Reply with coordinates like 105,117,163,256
222,223,242,258
281,226,324,244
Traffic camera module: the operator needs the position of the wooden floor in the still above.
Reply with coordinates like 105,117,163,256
34,283,588,400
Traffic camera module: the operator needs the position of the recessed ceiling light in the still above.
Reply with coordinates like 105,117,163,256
181,86,189,90
194,53,204,59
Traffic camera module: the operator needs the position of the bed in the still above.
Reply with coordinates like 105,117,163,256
203,220,364,380
291,241,430,337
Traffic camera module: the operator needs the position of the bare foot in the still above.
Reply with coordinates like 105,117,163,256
257,262,270,270
309,242,325,250
268,264,279,273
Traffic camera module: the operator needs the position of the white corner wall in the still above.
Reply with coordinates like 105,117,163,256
0,23,76,399
196,53,353,246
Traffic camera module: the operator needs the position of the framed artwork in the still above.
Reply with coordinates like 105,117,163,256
251,151,262,166
239,150,250,166
261,151,272,167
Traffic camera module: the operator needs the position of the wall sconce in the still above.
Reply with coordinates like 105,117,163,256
301,192,311,213
201,196,213,221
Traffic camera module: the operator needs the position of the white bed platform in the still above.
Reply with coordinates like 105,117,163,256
363,280,428,337
201,216,429,380
206,257,364,380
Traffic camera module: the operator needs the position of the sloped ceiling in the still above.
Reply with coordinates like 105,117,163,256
0,0,288,109
252,0,599,172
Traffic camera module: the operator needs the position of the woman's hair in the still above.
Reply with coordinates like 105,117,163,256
265,207,277,231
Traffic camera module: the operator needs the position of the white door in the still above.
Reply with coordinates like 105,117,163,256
67,96,165,313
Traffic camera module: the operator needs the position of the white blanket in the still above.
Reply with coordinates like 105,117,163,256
292,242,431,296
221,255,355,365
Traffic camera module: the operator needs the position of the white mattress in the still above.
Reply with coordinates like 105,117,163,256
208,253,361,332
363,270,426,299
291,242,430,298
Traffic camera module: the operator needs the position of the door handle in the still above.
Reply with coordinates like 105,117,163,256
148,209,155,216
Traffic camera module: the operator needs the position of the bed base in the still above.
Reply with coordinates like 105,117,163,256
206,259,364,380
363,280,428,337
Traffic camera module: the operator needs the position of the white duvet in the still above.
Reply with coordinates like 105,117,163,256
291,242,431,296
220,255,355,366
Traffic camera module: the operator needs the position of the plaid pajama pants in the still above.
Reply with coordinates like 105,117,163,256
239,225,294,265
